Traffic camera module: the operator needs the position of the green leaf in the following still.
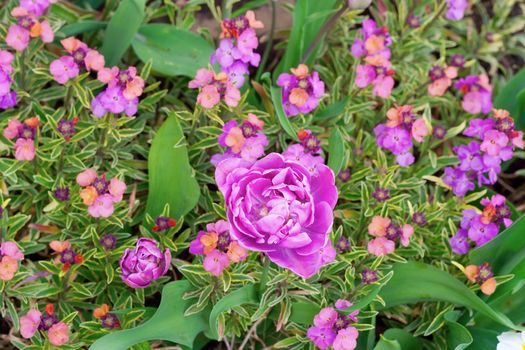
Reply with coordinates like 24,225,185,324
57,20,107,38
101,0,145,66
145,112,200,224
131,24,214,77
494,68,525,130
375,328,425,350
270,86,297,140
314,97,349,120
469,215,525,273
327,127,345,175
378,262,521,330
275,0,339,75
206,284,258,340
444,311,473,350
90,280,209,350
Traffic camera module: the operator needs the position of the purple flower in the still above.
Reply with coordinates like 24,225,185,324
455,75,492,114
361,268,378,284
412,212,427,226
433,125,447,139
0,91,17,109
406,15,421,28
443,167,475,197
101,313,120,329
215,153,338,278
450,228,470,254
57,119,76,140
39,313,58,331
50,56,80,85
314,307,338,328
307,326,336,349
468,218,498,247
449,54,465,68
336,236,351,253
53,187,70,202
455,141,484,171
372,187,390,202
211,39,236,68
282,144,325,177
60,249,77,264
446,0,468,20
91,87,139,118
276,65,325,117
100,234,117,251
120,238,171,288
463,118,494,139
338,168,351,182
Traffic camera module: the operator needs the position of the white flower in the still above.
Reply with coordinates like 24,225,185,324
497,331,525,350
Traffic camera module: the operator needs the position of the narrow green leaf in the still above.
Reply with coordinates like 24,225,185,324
327,127,345,174
270,86,297,140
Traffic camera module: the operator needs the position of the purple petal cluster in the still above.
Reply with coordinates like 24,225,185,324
0,50,17,110
307,301,359,350
211,12,262,88
450,194,512,254
351,19,395,98
443,110,523,196
446,0,468,21
211,114,268,165
215,152,338,279
119,238,171,288
50,37,105,85
454,75,492,114
91,66,145,118
276,64,325,117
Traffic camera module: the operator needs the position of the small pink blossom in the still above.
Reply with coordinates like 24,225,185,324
400,224,414,247
6,25,30,52
3,119,22,139
411,118,429,142
368,216,391,237
335,299,352,309
76,168,97,186
512,131,524,149
14,138,35,161
203,250,230,276
313,307,338,328
0,256,19,280
224,84,241,107
50,56,79,84
367,237,395,256
48,322,69,346
480,130,509,156
88,194,115,218
108,178,126,202
333,327,359,350
373,75,394,98
84,50,105,71
20,309,41,339
1,241,24,260
197,85,221,109
38,20,54,43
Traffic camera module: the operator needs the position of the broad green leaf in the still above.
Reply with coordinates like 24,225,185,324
469,215,525,273
444,311,473,350
379,262,521,331
57,20,107,38
314,97,349,120
145,112,200,224
131,24,214,77
90,281,209,350
327,127,345,175
101,0,145,66
494,68,525,130
275,0,339,75
206,284,258,340
270,86,297,140
374,328,422,350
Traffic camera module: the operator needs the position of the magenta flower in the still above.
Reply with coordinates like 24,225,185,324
1,241,25,261
120,238,171,288
455,75,492,114
88,194,115,218
6,25,30,52
467,217,498,247
20,309,42,339
480,130,509,156
307,326,337,349
277,64,325,117
450,229,470,254
333,327,359,350
48,322,69,346
446,0,468,20
14,138,35,161
314,307,338,328
50,56,80,84
215,152,337,278
203,250,230,276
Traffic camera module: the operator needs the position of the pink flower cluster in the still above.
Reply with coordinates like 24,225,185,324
50,37,105,84
367,216,413,256
374,105,430,166
0,50,17,109
276,64,325,117
443,109,523,196
188,69,241,109
455,75,492,114
20,304,69,346
0,241,24,281
210,113,268,165
76,169,126,218
6,0,54,52
351,19,394,98
189,220,247,276
2,117,39,161
91,66,144,117
212,10,263,88
307,300,360,350
450,194,512,254
428,65,458,96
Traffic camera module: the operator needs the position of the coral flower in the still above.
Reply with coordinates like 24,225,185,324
48,322,69,346
368,216,391,237
367,237,395,256
14,138,35,161
80,186,98,206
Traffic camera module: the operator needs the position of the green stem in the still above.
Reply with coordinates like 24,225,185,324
20,50,27,92
255,0,277,81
